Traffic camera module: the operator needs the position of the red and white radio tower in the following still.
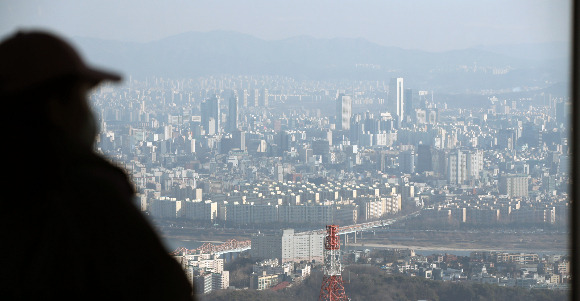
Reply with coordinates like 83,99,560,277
319,224,349,301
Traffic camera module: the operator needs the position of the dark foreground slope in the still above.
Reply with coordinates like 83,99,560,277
203,265,568,301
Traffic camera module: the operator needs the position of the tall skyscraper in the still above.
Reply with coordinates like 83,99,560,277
404,88,413,123
253,88,259,107
232,130,246,151
262,88,269,107
242,89,248,107
388,78,404,128
228,94,238,132
399,150,415,174
336,94,352,131
418,90,429,109
201,95,220,135
416,144,433,173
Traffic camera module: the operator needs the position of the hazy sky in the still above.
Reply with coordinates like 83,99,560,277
0,0,571,52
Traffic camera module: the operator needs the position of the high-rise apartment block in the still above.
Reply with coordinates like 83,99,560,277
417,144,432,173
399,150,415,174
150,197,217,221
467,149,484,180
228,94,238,132
254,88,260,107
446,149,484,185
447,149,467,185
404,88,413,123
194,273,213,294
175,253,229,294
499,175,529,197
262,88,269,107
251,229,324,263
336,94,352,131
212,271,230,290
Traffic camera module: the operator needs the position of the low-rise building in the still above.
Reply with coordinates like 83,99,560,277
250,271,280,290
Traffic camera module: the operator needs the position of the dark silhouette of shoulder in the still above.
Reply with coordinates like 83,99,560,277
0,152,193,300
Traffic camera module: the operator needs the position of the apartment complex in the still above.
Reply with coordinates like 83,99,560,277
174,252,230,295
148,180,402,225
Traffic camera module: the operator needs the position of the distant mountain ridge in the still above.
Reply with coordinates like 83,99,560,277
475,41,569,61
71,31,568,93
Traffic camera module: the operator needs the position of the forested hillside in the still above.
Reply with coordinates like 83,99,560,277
203,265,568,301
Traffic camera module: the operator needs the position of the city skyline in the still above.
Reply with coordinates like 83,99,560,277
94,72,570,297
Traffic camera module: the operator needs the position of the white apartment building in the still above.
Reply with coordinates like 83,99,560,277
499,174,529,197
467,149,484,180
175,254,229,293
194,273,213,295
150,197,181,218
251,229,324,263
447,149,467,185
150,197,217,220
212,271,229,290
175,253,224,274
384,195,402,214
359,199,385,221
181,199,217,221
222,202,357,225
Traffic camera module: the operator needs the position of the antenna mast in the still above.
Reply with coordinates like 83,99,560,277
319,224,349,301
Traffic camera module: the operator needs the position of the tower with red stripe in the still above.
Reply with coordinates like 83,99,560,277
318,224,349,301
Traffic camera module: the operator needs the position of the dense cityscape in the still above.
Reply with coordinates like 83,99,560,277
90,73,570,298
2,1,574,300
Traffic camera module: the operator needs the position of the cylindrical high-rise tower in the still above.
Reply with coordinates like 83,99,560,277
319,225,349,301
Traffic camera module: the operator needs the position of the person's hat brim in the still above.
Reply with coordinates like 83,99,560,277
0,30,122,93
80,66,122,87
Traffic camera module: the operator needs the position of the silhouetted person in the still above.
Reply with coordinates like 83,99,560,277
0,31,194,300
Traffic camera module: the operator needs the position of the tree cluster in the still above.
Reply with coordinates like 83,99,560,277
203,264,569,301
